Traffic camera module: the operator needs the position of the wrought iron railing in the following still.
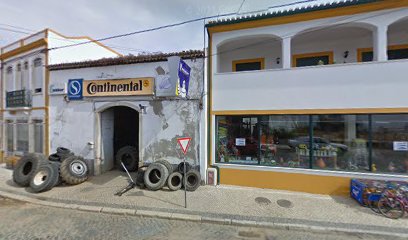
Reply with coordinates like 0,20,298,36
6,89,32,108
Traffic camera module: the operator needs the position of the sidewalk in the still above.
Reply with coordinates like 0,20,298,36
0,164,407,238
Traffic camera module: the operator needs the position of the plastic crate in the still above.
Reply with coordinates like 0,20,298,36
351,179,367,205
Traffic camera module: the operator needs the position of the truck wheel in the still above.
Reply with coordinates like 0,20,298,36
177,162,191,174
56,147,71,155
29,163,59,193
167,172,183,191
115,146,139,172
60,156,88,185
184,169,201,192
136,167,146,188
155,160,173,174
13,153,47,187
144,163,168,191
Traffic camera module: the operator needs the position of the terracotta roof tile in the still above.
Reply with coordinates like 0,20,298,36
48,50,204,70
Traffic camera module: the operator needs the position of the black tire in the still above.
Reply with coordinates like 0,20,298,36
155,160,173,174
50,161,63,186
57,152,75,161
378,196,405,219
29,163,59,193
144,163,169,191
177,162,191,174
13,153,47,187
167,172,183,191
56,147,71,155
48,153,61,162
136,167,146,188
115,146,139,172
184,169,201,192
60,156,89,185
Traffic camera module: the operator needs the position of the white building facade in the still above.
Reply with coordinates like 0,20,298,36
207,0,408,195
48,51,206,177
0,29,120,162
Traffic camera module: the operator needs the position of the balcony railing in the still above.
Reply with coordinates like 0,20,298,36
6,89,32,108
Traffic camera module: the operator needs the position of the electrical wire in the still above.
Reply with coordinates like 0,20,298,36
46,0,324,51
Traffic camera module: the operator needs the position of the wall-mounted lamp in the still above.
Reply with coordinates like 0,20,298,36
276,57,281,64
139,104,147,114
343,51,349,59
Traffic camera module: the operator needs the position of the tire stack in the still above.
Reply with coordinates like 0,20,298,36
12,147,89,193
139,160,201,192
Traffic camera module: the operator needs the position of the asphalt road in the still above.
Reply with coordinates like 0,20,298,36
0,197,400,240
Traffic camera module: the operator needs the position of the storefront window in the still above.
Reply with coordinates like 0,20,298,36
312,115,370,172
259,115,309,168
216,114,407,176
216,116,259,165
371,114,408,174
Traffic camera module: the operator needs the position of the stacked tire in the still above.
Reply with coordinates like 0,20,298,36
12,147,89,193
139,160,201,192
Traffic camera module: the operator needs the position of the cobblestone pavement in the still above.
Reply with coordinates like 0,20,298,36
0,197,402,240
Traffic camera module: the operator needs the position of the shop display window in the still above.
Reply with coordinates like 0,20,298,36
216,116,259,165
371,114,408,174
259,115,309,168
311,115,370,172
215,114,408,176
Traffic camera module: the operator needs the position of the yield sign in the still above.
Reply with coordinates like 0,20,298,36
177,137,191,155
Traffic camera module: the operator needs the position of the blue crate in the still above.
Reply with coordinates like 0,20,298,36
367,193,381,202
350,179,367,205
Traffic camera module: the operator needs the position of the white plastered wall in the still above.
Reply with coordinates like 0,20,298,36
49,58,206,176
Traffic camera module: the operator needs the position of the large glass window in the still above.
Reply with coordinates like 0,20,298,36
259,115,309,168
33,120,43,153
16,120,29,152
372,114,408,174
216,114,408,175
217,116,259,165
312,115,369,172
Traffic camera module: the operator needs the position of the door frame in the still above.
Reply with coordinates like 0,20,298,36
94,101,141,175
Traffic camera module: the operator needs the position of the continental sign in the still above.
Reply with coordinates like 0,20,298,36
83,78,154,97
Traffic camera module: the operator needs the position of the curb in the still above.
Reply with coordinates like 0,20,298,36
1,190,407,238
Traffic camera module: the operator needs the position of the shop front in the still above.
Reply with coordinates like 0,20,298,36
214,113,408,195
48,51,206,177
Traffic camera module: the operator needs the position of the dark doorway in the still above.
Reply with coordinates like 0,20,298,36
114,106,139,157
100,106,139,172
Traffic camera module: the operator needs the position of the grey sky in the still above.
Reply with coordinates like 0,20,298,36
0,0,305,54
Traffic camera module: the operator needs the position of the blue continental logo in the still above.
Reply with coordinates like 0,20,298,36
68,79,83,100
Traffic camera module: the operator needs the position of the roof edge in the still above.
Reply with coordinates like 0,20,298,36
205,0,382,28
48,50,204,71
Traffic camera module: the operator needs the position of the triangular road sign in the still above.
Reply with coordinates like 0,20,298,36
177,137,191,155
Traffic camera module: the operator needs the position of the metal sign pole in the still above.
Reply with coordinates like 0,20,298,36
183,156,187,208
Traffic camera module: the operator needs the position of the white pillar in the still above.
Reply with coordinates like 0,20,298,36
282,37,292,69
374,25,388,61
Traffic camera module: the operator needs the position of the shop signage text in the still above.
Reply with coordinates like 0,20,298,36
83,78,154,97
